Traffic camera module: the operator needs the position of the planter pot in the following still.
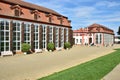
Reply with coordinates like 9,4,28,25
49,50,52,52
24,52,27,54
66,48,69,50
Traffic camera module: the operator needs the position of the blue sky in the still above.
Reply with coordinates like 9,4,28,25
25,0,120,35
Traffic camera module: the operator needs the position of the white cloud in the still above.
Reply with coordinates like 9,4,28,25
79,16,120,23
74,7,96,17
95,1,120,7
104,17,120,22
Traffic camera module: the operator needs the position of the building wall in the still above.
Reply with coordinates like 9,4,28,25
73,32,114,46
0,1,72,53
73,23,114,46
104,33,114,46
0,18,72,52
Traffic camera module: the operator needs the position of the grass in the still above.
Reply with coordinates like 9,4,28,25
38,48,120,80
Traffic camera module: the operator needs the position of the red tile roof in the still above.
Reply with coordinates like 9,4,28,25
73,23,114,34
1,0,64,17
73,28,88,33
88,23,113,32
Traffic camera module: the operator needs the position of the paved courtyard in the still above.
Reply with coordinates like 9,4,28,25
0,45,120,80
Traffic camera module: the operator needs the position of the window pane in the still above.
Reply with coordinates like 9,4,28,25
18,47,20,50
6,47,9,51
1,42,4,46
17,37,20,40
6,42,9,46
1,47,4,51
1,21,4,30
15,9,20,16
6,37,9,40
6,21,9,30
13,23,16,27
17,33,20,36
17,23,20,27
6,32,9,36
13,42,16,46
1,31,4,35
17,26,20,31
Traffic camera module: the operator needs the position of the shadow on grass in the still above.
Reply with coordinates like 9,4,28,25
114,48,120,51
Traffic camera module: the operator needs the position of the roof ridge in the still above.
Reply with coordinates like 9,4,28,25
2,0,63,17
88,23,113,31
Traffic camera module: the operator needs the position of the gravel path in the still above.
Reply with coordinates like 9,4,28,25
103,64,120,80
0,45,120,80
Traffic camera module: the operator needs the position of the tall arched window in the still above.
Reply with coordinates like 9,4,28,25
0,20,10,51
96,34,98,44
100,34,102,44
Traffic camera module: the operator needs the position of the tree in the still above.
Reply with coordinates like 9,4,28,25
117,26,120,35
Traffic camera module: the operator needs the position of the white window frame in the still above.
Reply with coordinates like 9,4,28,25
55,27,59,48
24,22,31,45
13,21,22,51
49,26,53,43
0,19,10,51
42,24,47,49
61,28,64,47
66,28,68,42
34,24,40,49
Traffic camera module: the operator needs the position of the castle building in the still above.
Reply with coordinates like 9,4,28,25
0,0,72,53
73,24,114,46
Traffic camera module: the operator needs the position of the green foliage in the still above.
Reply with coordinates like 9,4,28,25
64,42,71,49
117,26,120,35
118,37,120,39
47,43,55,51
38,49,120,80
21,43,31,52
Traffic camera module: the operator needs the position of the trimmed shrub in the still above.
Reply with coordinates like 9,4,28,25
21,43,31,52
47,43,55,51
64,42,71,49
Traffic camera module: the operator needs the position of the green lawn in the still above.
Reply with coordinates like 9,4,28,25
38,48,120,80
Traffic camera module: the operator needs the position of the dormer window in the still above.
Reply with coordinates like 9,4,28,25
11,5,23,17
57,16,63,25
46,13,53,23
34,14,38,20
31,10,40,20
15,9,20,17
49,17,52,23
60,19,63,25
68,20,71,23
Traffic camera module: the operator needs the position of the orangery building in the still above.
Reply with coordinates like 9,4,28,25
0,0,72,53
73,24,114,46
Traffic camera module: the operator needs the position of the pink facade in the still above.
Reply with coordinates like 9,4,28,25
73,24,114,46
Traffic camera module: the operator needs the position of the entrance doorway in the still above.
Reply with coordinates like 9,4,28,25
89,37,92,44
